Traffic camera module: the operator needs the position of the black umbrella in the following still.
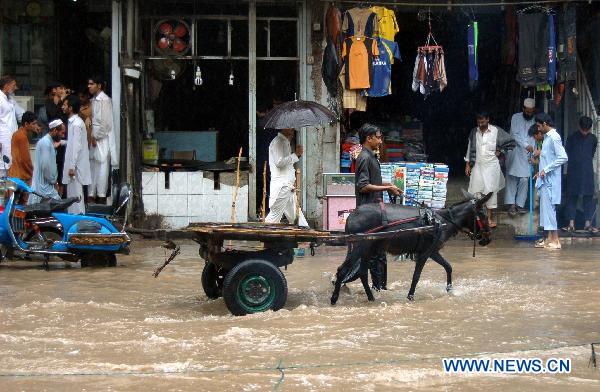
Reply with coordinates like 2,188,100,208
262,99,337,130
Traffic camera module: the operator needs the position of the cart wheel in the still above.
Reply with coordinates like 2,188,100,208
222,259,287,316
201,262,224,299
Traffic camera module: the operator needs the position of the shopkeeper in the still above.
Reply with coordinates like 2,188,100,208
355,123,401,291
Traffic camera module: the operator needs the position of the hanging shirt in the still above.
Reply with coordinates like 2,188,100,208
468,21,479,89
342,7,378,38
506,112,535,178
535,128,568,205
365,37,401,97
547,13,557,85
342,36,379,90
371,6,399,41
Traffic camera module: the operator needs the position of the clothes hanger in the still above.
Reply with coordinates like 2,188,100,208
517,5,554,15
419,8,441,51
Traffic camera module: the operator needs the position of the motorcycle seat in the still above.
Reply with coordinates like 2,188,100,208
86,204,114,215
24,197,80,216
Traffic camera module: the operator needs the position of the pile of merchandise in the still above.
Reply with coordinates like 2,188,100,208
381,162,449,208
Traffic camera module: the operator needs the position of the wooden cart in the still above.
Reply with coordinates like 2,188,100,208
188,222,436,316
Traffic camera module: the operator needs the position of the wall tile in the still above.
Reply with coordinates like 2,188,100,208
142,172,158,195
188,171,204,194
142,194,158,215
158,172,188,195
157,194,188,216
164,216,190,229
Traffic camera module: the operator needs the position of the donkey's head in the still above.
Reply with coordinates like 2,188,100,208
451,190,493,246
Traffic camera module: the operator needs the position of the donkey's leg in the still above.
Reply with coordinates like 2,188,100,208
407,256,427,301
430,250,453,293
359,260,375,301
331,243,364,305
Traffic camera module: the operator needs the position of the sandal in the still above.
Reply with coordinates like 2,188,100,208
545,242,562,250
534,239,546,248
561,226,575,232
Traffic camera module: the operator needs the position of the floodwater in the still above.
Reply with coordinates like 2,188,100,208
1,237,599,391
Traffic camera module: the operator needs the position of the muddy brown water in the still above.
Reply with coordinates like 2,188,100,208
1,238,599,391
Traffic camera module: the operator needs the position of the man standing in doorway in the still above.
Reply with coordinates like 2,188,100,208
265,128,309,227
29,120,65,205
563,116,597,233
0,75,25,176
505,98,536,215
534,113,568,249
62,94,92,214
88,76,114,205
465,112,513,228
355,123,401,291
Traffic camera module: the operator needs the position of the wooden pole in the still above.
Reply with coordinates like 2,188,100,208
261,161,267,222
295,168,301,225
231,147,243,224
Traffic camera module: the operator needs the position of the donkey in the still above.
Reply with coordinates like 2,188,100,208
331,192,493,305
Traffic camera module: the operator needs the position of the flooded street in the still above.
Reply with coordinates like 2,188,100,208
1,237,599,391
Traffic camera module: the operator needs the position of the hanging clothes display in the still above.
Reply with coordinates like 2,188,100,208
467,21,479,90
342,36,379,89
322,38,339,97
325,3,342,55
547,13,556,86
371,6,399,41
411,22,447,98
557,5,576,83
339,68,367,111
365,37,401,97
516,11,549,87
342,7,379,38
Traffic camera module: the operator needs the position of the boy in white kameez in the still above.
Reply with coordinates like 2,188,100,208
534,113,568,250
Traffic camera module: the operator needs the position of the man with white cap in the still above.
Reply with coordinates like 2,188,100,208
505,98,536,215
29,119,65,205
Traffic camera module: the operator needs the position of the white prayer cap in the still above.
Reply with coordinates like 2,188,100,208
523,98,535,109
48,119,63,129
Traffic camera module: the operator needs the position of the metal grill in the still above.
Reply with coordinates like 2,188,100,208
12,209,26,233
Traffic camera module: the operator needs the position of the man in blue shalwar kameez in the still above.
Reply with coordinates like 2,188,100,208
534,113,568,249
28,119,65,205
563,116,598,233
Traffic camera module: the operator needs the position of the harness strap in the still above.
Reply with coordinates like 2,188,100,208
367,216,419,234
379,200,389,228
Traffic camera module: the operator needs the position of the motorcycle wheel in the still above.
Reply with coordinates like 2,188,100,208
80,254,117,268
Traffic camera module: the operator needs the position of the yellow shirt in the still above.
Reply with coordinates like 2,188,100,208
371,6,399,41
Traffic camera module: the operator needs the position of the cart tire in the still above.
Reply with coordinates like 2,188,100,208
80,254,117,267
201,262,224,299
107,254,117,267
222,259,287,316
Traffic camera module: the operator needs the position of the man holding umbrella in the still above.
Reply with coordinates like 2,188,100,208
262,97,337,227
264,128,308,227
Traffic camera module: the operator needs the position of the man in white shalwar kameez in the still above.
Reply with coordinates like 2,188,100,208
88,76,115,204
29,120,65,205
62,95,92,214
0,75,25,176
534,113,568,250
505,98,536,215
265,129,309,227
465,112,511,227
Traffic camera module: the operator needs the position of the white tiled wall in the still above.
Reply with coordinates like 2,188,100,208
142,171,249,229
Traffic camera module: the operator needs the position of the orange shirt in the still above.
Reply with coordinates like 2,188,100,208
8,127,33,181
342,36,379,89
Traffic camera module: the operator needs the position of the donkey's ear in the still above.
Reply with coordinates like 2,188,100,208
461,188,475,199
477,192,493,206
